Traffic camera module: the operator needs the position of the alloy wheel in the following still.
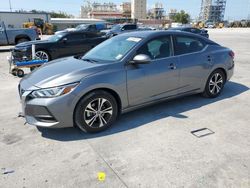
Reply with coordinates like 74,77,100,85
209,73,224,95
35,51,49,61
83,98,113,128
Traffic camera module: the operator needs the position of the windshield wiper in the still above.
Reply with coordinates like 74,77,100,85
82,58,98,63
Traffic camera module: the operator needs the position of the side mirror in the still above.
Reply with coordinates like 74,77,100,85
130,54,151,64
62,38,67,43
121,28,125,31
201,29,208,33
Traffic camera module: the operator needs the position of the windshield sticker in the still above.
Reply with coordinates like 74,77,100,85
126,37,142,42
115,54,123,60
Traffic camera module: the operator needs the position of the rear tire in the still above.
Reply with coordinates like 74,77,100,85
74,90,118,133
202,69,226,98
16,38,29,44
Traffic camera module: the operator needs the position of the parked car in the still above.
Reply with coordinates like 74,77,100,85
168,27,209,38
0,22,40,45
55,23,107,35
205,22,215,28
12,31,107,62
102,23,138,37
18,30,234,133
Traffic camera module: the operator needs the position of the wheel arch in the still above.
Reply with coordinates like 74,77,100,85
213,67,227,81
15,35,31,44
73,87,122,126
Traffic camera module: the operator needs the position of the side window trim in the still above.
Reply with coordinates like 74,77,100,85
173,35,207,56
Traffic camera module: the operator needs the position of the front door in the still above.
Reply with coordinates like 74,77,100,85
126,35,180,106
57,33,88,57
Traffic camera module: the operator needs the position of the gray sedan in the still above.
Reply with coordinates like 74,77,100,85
19,31,234,133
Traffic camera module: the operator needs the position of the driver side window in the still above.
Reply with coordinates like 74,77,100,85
136,36,172,60
65,33,86,41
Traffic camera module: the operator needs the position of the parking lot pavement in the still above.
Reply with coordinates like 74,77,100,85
0,29,250,187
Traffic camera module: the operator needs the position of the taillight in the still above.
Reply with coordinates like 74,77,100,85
229,51,235,59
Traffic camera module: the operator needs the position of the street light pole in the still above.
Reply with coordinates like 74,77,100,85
9,0,12,12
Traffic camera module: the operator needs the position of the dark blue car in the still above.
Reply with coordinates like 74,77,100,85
168,27,209,38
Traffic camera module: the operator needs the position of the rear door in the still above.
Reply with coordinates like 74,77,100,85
126,35,180,106
173,35,211,93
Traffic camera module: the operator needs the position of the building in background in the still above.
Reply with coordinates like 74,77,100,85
120,2,131,18
80,2,122,19
131,0,147,19
148,2,165,19
199,0,227,22
0,11,50,28
168,9,177,20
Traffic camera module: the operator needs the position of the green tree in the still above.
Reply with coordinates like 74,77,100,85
50,11,73,18
171,10,190,24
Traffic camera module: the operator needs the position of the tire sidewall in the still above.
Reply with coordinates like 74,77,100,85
74,91,118,133
204,69,226,98
35,50,50,61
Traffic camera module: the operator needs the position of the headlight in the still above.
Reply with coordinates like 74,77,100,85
31,82,79,98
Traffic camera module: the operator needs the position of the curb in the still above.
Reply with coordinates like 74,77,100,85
0,49,11,52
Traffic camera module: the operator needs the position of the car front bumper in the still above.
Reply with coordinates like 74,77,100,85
19,86,77,128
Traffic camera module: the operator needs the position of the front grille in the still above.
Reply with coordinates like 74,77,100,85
12,48,32,62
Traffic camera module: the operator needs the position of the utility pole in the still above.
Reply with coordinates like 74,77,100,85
9,0,12,12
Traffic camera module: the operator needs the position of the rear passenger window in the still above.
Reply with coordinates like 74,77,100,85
175,36,205,55
123,25,136,30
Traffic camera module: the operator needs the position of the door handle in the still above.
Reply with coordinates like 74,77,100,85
168,63,176,70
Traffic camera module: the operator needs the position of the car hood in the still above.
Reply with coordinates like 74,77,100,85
15,40,54,48
20,56,106,89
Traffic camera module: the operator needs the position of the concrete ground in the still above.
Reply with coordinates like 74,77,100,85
0,28,249,188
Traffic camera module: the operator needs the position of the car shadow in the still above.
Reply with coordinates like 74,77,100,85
37,81,249,141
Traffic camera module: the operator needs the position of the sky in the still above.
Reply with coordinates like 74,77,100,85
1,0,250,21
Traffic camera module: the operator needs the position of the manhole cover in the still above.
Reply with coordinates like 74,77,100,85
191,128,214,138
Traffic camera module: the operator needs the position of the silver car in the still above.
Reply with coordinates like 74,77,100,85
19,31,234,133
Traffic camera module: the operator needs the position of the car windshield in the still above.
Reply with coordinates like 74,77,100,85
110,24,121,31
47,34,64,41
75,24,89,30
83,35,142,63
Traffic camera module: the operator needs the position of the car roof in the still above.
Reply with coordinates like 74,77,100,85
59,30,96,35
119,30,197,38
169,27,198,30
118,30,216,44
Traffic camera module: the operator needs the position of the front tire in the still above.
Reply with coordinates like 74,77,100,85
35,50,50,61
203,69,226,98
74,90,118,133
